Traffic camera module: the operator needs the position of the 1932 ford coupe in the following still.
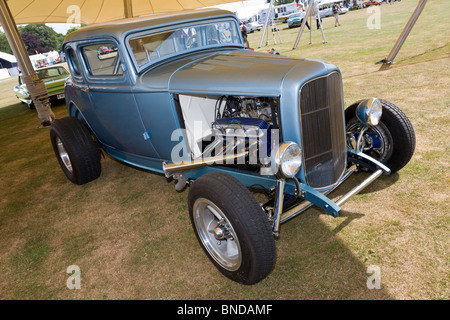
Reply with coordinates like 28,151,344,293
51,9,415,284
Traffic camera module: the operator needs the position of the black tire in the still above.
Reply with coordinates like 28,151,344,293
27,101,35,110
188,172,276,285
346,99,415,174
50,117,101,185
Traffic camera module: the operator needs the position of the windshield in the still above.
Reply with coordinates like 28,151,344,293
128,19,242,71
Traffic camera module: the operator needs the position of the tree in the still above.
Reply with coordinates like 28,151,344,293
18,24,64,52
0,32,13,54
20,32,49,54
65,26,81,36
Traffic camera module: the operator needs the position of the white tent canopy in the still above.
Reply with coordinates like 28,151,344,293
0,50,16,63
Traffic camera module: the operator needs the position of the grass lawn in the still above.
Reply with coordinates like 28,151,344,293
0,0,448,299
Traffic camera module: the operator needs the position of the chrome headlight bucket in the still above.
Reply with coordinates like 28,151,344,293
273,142,302,178
356,98,382,126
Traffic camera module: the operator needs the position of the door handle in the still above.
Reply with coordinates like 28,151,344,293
74,84,90,92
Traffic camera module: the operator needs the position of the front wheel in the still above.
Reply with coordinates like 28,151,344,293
188,172,276,285
346,99,416,174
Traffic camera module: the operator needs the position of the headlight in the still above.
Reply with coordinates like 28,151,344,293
274,142,302,178
356,98,382,126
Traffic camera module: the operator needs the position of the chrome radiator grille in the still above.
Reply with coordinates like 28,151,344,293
299,72,346,189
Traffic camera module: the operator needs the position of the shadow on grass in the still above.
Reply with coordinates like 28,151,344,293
0,97,395,300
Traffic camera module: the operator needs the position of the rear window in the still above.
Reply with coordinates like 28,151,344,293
36,67,68,79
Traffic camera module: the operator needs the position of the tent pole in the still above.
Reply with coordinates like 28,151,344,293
0,0,54,126
258,0,274,48
376,0,428,65
293,0,314,50
123,0,133,18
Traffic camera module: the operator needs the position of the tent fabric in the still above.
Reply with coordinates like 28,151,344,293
3,0,242,26
0,50,17,62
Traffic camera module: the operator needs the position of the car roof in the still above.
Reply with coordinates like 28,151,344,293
64,8,236,44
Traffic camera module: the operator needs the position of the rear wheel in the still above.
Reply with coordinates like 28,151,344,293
50,117,101,185
27,101,35,109
188,172,276,285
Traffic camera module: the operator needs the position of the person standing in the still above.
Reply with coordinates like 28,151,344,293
299,8,311,30
240,23,249,48
332,3,343,27
313,0,322,30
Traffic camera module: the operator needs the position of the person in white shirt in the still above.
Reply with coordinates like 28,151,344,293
299,9,310,30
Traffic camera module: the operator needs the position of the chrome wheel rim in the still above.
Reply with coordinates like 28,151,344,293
347,120,392,163
56,137,73,173
193,198,242,271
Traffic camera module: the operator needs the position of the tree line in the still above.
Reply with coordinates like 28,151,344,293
0,24,79,55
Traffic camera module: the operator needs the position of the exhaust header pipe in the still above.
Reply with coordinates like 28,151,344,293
162,151,248,178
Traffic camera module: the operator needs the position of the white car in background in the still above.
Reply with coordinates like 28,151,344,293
246,22,262,33
319,7,332,18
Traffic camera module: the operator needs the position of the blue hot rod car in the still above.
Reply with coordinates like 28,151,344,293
51,9,415,284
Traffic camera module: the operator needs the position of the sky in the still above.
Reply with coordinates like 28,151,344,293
46,23,81,35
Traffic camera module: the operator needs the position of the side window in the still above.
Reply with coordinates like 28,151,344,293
66,47,81,77
82,43,123,76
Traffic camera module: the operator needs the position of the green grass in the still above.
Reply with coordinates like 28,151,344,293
0,0,449,300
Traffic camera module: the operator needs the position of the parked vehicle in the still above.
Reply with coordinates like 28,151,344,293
320,7,333,18
53,9,415,285
287,13,304,28
363,1,382,7
98,46,112,55
246,21,262,32
14,65,69,109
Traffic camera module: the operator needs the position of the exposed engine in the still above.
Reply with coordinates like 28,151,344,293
178,94,279,171
214,96,276,126
206,96,279,174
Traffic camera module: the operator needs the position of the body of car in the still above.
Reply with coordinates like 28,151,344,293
287,12,305,28
14,65,69,108
52,9,415,285
363,1,382,7
246,21,262,32
98,46,112,55
319,7,333,18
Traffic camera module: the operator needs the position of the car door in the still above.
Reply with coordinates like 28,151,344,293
76,39,159,158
